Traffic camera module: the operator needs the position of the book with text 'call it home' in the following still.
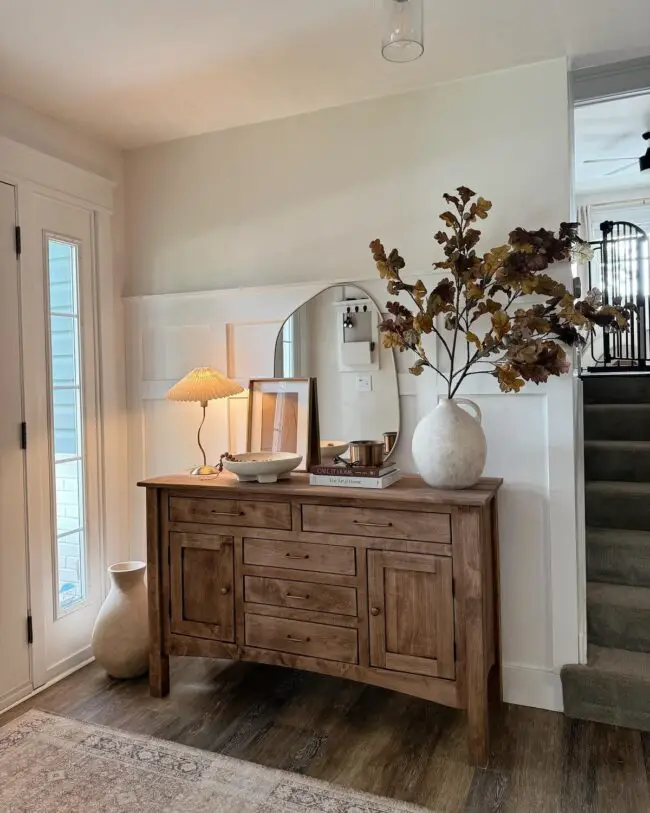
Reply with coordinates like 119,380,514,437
308,469,402,489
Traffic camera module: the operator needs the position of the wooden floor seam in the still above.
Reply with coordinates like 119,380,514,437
2,658,649,813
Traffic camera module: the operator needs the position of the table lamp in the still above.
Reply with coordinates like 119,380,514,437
167,367,244,475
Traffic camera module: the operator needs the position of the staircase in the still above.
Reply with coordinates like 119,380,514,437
562,375,650,730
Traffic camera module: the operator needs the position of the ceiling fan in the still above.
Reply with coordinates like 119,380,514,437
583,131,650,176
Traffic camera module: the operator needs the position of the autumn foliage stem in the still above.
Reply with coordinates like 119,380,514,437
447,200,467,398
369,187,629,396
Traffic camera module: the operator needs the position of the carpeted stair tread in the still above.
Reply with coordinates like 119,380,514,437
588,581,650,610
587,527,650,586
585,480,650,496
585,480,650,531
586,440,650,451
584,404,650,441
584,440,650,482
561,645,650,730
588,581,650,652
586,643,650,678
583,374,650,405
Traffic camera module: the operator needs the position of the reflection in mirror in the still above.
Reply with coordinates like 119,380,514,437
274,284,400,463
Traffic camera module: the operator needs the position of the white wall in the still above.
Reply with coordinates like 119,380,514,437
124,57,576,711
0,92,122,182
0,91,127,309
125,59,572,297
576,185,650,210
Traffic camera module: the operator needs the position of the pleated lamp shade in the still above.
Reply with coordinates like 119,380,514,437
166,367,244,404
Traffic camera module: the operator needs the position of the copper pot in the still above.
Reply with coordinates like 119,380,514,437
383,432,397,455
348,440,384,467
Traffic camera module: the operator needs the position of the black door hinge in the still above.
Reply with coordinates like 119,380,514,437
27,614,33,645
14,226,21,256
453,640,457,661
20,421,27,450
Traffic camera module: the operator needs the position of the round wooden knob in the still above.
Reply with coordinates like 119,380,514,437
370,607,381,616
220,586,230,595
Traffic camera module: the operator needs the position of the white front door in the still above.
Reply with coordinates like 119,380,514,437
0,181,32,708
22,194,103,686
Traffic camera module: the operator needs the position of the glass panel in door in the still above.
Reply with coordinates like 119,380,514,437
47,239,88,613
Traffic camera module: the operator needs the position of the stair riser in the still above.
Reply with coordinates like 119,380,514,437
585,408,650,441
585,490,650,532
562,668,650,731
587,540,650,587
583,376,650,405
585,446,650,482
588,601,650,652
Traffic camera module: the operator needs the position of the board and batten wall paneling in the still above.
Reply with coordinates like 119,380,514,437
124,57,576,712
125,273,576,714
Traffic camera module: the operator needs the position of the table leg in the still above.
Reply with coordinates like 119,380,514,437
149,651,170,698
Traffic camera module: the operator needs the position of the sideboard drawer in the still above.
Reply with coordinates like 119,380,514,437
243,538,356,575
244,575,358,616
301,504,451,544
245,613,358,663
169,496,291,530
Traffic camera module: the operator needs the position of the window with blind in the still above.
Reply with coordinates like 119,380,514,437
590,199,650,239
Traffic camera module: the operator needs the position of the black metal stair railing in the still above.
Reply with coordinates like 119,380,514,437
583,220,650,372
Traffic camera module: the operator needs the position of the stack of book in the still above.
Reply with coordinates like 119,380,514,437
308,462,401,489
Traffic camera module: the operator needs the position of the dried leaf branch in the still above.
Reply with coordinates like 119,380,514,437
370,187,629,396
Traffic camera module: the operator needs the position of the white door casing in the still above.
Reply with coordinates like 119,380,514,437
0,135,124,710
0,181,32,709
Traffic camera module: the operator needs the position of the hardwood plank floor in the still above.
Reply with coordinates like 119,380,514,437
1,658,649,812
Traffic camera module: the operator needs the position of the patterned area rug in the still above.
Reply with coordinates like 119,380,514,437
0,711,431,812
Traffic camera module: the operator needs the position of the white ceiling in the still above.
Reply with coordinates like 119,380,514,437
0,0,649,149
574,93,650,194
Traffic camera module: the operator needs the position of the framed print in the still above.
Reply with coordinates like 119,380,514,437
247,378,319,470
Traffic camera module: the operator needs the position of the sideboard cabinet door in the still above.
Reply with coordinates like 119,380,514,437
170,532,235,642
367,550,455,679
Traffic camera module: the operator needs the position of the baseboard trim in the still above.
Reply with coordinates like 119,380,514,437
44,645,94,685
0,681,35,715
503,663,564,712
0,656,95,717
3,656,564,716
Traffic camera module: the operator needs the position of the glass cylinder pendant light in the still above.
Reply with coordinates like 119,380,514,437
382,0,424,63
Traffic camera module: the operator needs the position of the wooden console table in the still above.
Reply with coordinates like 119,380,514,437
139,473,502,766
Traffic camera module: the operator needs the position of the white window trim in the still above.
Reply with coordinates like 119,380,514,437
44,233,89,618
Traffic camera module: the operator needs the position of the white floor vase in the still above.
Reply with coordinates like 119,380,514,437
412,397,487,489
91,561,149,679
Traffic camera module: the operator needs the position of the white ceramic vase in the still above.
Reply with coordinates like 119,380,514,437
91,561,149,679
412,397,487,489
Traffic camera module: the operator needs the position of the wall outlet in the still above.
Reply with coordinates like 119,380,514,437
356,374,372,392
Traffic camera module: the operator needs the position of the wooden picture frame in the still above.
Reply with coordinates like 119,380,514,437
246,378,319,470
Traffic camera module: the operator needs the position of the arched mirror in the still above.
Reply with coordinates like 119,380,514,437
274,284,400,463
